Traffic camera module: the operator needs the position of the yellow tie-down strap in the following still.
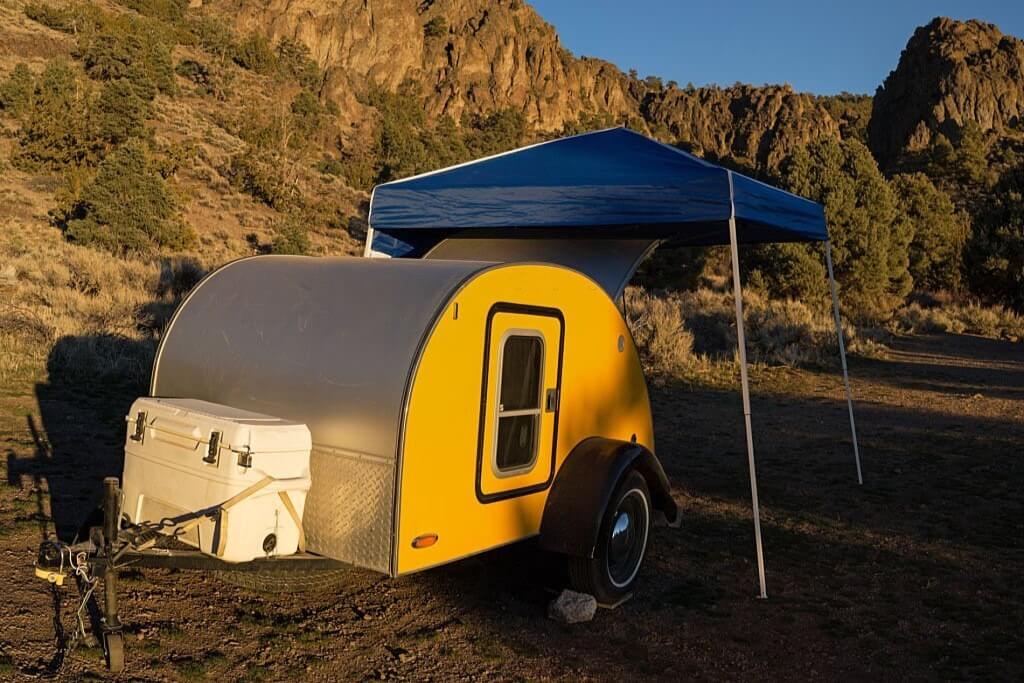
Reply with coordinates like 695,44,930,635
213,477,306,557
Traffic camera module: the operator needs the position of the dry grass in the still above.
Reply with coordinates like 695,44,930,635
628,283,1023,385
625,286,880,377
0,218,204,389
892,301,1024,341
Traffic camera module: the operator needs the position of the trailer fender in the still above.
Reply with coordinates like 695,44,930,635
538,437,679,558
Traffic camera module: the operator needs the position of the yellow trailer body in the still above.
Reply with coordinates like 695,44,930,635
397,263,653,574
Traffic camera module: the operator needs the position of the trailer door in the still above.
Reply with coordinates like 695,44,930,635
476,305,564,502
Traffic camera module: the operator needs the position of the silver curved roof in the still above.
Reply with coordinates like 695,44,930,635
151,256,491,461
423,237,657,300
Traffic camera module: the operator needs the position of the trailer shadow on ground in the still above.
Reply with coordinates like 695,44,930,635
1,331,1022,680
6,335,143,544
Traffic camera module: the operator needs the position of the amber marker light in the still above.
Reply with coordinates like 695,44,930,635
411,533,438,549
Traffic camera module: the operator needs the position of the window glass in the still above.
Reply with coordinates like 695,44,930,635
494,334,543,473
495,414,537,471
499,336,541,411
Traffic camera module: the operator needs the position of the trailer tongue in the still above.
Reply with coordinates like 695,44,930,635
35,476,349,673
33,399,344,673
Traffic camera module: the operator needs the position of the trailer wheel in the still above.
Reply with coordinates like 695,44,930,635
104,632,124,673
568,470,650,605
213,568,349,594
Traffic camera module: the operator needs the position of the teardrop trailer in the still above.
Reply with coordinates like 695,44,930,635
34,128,862,673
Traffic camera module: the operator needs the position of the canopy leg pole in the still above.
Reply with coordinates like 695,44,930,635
362,226,375,258
728,215,768,600
824,240,863,485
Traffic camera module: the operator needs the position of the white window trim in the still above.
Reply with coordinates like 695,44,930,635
491,328,545,479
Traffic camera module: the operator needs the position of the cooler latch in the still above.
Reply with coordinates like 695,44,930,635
237,448,253,469
130,411,146,442
204,431,221,465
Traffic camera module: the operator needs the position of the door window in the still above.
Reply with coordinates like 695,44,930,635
493,333,543,475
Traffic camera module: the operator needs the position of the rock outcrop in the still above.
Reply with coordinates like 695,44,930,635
226,0,841,170
642,84,841,170
229,0,637,128
869,17,1024,167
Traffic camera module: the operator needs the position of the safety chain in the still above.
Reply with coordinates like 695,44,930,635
28,540,102,677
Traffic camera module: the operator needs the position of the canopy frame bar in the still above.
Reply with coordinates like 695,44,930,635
825,241,863,485
727,171,768,599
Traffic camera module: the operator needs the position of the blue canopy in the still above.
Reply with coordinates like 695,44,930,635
367,127,827,258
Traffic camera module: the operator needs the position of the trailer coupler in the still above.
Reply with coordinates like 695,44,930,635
33,478,125,672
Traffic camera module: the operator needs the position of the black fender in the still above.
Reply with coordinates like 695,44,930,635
538,437,680,558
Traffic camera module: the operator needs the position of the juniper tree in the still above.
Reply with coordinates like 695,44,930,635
756,138,914,322
63,142,192,254
891,172,968,292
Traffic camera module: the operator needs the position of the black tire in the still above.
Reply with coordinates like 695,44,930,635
213,567,350,594
568,470,651,605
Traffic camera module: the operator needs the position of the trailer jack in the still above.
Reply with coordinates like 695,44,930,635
34,477,348,674
34,478,124,672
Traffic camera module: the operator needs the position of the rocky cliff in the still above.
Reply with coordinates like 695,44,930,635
225,0,840,169
229,0,636,127
642,84,840,170
869,17,1024,167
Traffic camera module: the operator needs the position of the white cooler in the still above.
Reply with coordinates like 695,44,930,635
121,398,312,563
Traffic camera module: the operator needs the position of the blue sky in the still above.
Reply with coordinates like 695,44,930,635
529,1,1024,95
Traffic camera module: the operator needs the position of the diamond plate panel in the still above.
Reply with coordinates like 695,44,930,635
304,447,395,573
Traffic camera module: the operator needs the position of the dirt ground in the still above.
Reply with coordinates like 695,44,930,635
1,332,1022,681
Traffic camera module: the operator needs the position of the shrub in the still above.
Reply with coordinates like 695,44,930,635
76,21,176,99
186,16,235,61
316,156,345,176
11,60,104,170
892,303,963,335
226,95,323,152
341,150,378,191
891,301,1023,341
625,286,871,370
463,108,527,158
150,139,195,179
96,79,150,144
956,304,1005,338
289,90,324,145
275,38,321,88
0,220,176,388
175,58,210,89
60,142,192,255
626,291,695,372
745,299,822,365
115,0,188,24
424,17,447,39
157,257,206,298
233,33,276,74
269,217,311,255
24,2,81,32
0,63,34,117
226,150,297,209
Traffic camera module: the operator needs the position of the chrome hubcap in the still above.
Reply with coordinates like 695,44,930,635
606,489,649,588
609,512,632,563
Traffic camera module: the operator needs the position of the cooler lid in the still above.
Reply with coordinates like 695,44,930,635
130,397,312,454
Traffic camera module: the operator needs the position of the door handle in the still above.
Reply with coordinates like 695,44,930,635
545,388,559,413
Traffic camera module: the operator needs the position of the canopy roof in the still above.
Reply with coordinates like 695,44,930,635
368,127,827,258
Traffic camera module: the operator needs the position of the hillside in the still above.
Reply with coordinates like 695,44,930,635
226,0,843,171
0,0,1022,324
